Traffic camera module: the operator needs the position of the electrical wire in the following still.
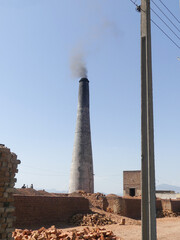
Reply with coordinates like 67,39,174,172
157,0,180,25
151,0,180,34
129,0,180,50
129,0,138,7
129,0,145,13
151,19,180,50
151,8,180,41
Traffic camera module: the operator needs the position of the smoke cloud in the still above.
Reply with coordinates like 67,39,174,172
70,47,87,79
69,2,120,80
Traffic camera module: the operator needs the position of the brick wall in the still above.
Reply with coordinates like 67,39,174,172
158,199,180,213
13,194,180,228
14,196,89,228
105,196,163,219
170,200,180,213
122,198,141,219
0,145,20,240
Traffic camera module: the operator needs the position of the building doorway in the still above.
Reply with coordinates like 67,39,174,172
129,188,135,197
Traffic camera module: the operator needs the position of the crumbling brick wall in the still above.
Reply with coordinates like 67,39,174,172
105,195,126,215
0,145,20,240
85,195,106,210
69,192,106,210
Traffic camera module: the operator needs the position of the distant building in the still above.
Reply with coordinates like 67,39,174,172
123,170,178,199
123,170,141,197
156,190,176,199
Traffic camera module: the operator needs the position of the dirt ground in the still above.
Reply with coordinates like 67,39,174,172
105,217,180,240
14,206,180,239
60,217,180,240
58,207,180,240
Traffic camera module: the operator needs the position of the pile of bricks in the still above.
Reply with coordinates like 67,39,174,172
0,144,20,240
13,226,117,239
70,213,116,226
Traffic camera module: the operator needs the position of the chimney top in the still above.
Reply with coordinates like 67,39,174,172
79,78,89,83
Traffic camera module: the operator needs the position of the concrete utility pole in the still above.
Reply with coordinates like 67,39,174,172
141,0,157,240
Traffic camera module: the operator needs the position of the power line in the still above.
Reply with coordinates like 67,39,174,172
157,0,180,25
129,0,180,50
151,0,180,34
129,0,142,12
151,8,180,41
151,19,180,50
129,0,138,7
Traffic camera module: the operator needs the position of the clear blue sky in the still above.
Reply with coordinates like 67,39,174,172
0,0,179,194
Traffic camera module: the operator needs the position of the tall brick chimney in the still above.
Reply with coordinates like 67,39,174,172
69,78,94,193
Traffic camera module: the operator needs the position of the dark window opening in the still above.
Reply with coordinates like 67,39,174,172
129,188,135,197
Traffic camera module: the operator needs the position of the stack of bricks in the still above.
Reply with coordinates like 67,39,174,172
0,144,20,240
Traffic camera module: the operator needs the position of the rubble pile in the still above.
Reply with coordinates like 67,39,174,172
70,213,116,226
0,145,20,240
157,210,179,218
13,226,118,239
70,191,105,198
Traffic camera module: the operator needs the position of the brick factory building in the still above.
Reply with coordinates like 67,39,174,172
123,170,141,197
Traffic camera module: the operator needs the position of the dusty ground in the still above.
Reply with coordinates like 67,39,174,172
60,216,180,240
105,217,180,240
61,207,180,240
45,207,180,240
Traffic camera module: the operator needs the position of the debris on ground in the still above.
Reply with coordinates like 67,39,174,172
157,210,179,218
13,225,118,239
70,213,117,226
